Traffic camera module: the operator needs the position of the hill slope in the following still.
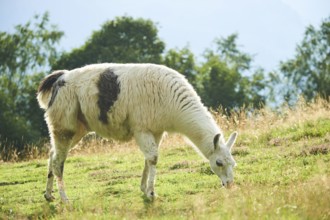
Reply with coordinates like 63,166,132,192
1,99,329,219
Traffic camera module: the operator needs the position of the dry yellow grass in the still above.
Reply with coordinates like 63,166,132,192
216,97,330,133
1,97,329,162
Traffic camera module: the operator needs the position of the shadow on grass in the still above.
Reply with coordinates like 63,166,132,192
0,179,38,186
27,203,57,219
140,194,163,218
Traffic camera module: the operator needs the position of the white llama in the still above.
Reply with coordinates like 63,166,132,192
37,63,238,202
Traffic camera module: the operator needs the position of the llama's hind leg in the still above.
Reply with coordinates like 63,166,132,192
52,140,71,202
51,127,87,202
44,149,55,201
49,129,75,202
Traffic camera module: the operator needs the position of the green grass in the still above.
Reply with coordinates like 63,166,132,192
1,118,330,219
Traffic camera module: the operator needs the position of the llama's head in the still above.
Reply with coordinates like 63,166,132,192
209,132,238,188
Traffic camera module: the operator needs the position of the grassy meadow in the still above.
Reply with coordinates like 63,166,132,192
1,99,330,219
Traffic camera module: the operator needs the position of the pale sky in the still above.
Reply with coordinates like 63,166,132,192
0,0,329,72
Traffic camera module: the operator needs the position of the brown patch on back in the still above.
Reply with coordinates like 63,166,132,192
97,69,120,124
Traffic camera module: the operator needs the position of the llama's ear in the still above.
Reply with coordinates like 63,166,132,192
226,131,238,150
213,133,221,150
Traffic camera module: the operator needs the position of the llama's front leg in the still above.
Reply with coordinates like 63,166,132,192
140,160,149,194
135,132,159,199
44,149,55,201
146,155,158,198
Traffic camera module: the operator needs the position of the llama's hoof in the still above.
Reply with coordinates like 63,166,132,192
44,193,55,202
61,199,69,203
147,191,157,200
60,196,70,203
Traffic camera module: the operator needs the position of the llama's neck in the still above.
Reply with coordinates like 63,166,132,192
176,107,221,159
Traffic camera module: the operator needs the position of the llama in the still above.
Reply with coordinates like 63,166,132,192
37,63,238,202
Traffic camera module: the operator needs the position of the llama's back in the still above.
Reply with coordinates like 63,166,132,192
38,63,206,140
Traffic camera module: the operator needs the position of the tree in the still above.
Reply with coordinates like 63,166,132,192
163,47,198,86
199,55,241,109
53,16,165,70
0,12,63,152
214,34,252,72
199,34,266,110
280,16,330,102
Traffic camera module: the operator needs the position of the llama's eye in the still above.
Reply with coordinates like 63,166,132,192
216,159,223,167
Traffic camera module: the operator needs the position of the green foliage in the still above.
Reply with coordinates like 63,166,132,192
279,16,330,102
163,34,267,110
53,16,165,70
199,34,266,110
0,75,45,149
163,47,198,86
199,55,241,109
0,12,63,151
214,33,252,72
0,12,63,80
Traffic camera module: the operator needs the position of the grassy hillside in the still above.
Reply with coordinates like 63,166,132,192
0,99,329,219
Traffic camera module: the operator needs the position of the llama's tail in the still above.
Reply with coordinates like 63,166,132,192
37,70,68,109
